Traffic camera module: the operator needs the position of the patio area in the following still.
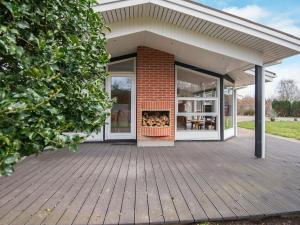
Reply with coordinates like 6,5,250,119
0,129,299,225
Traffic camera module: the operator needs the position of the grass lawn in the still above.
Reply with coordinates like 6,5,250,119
238,121,300,140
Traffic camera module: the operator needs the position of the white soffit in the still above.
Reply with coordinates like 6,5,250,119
230,69,276,87
94,0,300,65
106,31,251,75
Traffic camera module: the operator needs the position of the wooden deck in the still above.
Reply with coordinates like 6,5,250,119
0,129,300,225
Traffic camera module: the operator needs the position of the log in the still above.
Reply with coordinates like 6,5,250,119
142,111,170,127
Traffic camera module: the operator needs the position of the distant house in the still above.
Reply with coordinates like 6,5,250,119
88,0,300,158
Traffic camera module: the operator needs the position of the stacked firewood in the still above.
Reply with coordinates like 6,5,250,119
142,112,170,127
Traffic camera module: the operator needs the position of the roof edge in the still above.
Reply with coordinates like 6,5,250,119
94,0,300,52
183,0,300,42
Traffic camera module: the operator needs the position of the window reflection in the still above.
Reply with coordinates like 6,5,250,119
177,68,217,97
111,77,132,133
224,80,234,129
178,100,216,113
108,59,135,72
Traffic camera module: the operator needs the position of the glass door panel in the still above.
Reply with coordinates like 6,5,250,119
111,77,132,133
106,75,136,140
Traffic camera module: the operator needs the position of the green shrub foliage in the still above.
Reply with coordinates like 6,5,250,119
0,0,111,176
292,101,300,117
272,100,291,117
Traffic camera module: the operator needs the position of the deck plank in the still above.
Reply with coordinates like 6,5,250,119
72,146,119,225
40,145,106,225
155,149,194,222
118,146,137,225
0,150,68,208
164,150,221,220
104,147,131,225
0,150,63,195
149,150,179,223
134,149,149,224
7,146,99,225
174,144,237,219
0,149,88,225
23,147,100,225
143,150,164,224
88,148,125,225
160,151,208,221
55,145,112,225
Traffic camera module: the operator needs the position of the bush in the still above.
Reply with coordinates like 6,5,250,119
272,100,291,117
0,0,111,175
291,101,300,117
243,109,255,116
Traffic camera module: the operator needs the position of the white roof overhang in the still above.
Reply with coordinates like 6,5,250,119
94,0,300,86
230,69,276,87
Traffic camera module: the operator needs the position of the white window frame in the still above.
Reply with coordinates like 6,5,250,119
175,66,220,140
224,81,235,140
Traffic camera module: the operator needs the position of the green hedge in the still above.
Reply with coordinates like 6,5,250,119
292,101,300,117
272,100,300,117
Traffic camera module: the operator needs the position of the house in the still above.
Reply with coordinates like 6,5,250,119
88,0,300,158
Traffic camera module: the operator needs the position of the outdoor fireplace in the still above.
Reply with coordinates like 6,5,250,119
142,111,170,127
140,101,172,137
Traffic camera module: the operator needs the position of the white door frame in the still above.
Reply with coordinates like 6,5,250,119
105,73,136,140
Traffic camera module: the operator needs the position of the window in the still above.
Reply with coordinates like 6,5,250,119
177,69,217,97
224,80,234,129
107,59,135,72
176,67,218,132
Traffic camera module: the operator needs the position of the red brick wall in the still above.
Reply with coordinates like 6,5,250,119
136,46,175,142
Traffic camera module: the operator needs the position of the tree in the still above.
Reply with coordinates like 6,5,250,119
237,96,255,115
277,79,300,102
0,0,111,176
272,100,291,117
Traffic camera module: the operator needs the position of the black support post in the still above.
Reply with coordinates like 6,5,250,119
220,77,224,141
255,65,264,158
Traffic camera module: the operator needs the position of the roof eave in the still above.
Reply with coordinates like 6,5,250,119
94,0,300,53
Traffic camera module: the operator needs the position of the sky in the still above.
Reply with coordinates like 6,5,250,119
196,0,300,99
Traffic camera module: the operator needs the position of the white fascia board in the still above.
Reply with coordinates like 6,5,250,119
264,60,282,67
245,69,276,81
93,0,148,12
154,0,300,52
106,18,263,65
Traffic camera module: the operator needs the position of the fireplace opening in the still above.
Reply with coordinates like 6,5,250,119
142,111,170,127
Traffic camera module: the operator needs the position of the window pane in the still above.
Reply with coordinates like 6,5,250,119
177,68,217,97
108,59,134,72
178,100,216,113
204,100,216,113
224,80,234,129
177,116,217,131
111,77,132,133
